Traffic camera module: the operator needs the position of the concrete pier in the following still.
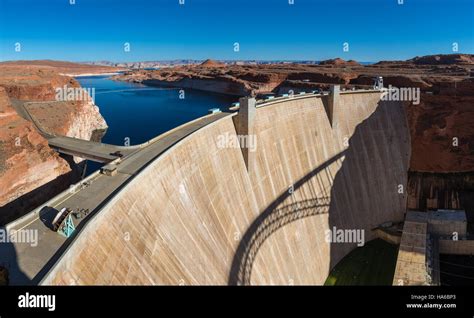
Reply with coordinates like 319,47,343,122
326,85,340,127
236,97,256,172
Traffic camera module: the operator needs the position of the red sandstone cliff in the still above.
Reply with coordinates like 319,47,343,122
0,62,111,224
407,94,474,172
0,87,71,223
0,65,107,139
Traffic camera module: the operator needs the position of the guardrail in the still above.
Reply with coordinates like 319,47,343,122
254,88,383,109
133,111,236,149
3,158,121,234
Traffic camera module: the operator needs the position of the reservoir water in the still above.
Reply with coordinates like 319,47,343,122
76,76,237,174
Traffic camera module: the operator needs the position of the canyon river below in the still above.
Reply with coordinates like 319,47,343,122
76,76,237,174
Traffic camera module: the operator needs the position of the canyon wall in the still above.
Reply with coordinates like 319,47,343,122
0,87,71,224
42,91,411,285
405,92,474,213
0,64,108,224
407,172,474,213
0,66,107,141
26,99,107,142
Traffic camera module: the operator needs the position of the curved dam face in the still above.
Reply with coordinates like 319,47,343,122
42,91,411,285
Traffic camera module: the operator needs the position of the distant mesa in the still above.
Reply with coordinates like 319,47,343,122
376,54,474,66
0,59,124,75
319,58,361,66
200,59,225,67
408,54,474,65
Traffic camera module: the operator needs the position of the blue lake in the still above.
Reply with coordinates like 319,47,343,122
76,76,237,173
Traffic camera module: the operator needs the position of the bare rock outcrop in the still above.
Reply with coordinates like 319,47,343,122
0,64,108,143
319,58,361,66
0,61,111,223
200,59,225,67
0,87,71,223
406,94,474,172
375,54,474,66
408,54,474,65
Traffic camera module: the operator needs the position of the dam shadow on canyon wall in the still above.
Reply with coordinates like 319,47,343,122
38,92,410,285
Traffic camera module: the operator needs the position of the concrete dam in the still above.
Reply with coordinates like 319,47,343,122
39,89,411,285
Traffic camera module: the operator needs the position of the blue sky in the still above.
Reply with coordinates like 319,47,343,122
0,0,472,62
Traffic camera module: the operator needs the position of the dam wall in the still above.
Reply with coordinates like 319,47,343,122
41,91,411,285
